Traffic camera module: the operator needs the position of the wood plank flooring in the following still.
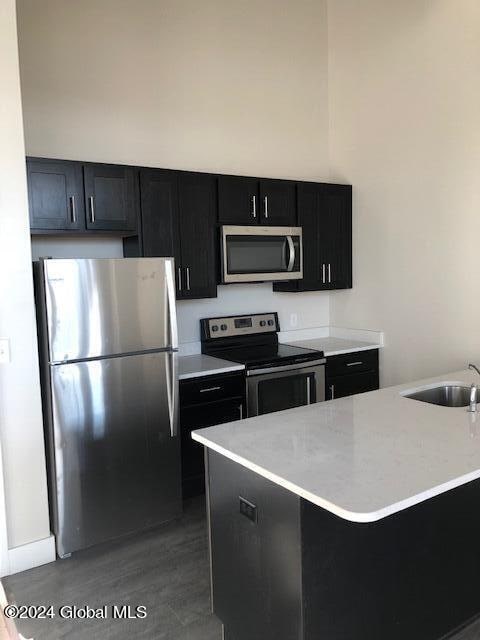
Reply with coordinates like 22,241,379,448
3,495,480,640
3,498,221,639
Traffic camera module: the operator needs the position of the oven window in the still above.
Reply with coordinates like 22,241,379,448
257,373,313,415
226,235,290,274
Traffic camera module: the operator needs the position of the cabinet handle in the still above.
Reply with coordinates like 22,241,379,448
239,404,243,420
200,386,221,393
346,361,363,367
177,267,182,291
330,384,335,399
322,263,326,284
306,378,311,405
251,195,257,219
264,195,268,219
69,196,76,223
328,263,331,283
186,267,191,291
88,196,95,223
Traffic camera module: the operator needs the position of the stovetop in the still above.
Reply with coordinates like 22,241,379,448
200,312,324,371
208,342,324,370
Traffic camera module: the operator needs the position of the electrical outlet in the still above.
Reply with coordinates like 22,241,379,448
239,496,257,523
290,313,298,327
0,338,10,364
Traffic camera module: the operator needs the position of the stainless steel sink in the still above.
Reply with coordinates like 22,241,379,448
404,384,471,407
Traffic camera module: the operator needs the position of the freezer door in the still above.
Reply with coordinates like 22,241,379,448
42,257,177,362
49,351,181,557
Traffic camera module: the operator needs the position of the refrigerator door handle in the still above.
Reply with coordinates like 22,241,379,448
166,352,178,437
165,259,178,349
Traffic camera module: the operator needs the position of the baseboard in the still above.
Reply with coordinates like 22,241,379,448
6,535,55,576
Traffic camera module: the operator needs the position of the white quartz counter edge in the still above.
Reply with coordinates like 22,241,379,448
178,354,245,380
192,431,480,523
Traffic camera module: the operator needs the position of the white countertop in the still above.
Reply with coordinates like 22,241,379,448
178,354,245,380
285,336,382,357
193,369,480,523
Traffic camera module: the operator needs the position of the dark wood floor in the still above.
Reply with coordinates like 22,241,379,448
4,496,480,640
3,497,221,639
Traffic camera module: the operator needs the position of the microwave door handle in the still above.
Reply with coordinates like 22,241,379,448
286,236,295,271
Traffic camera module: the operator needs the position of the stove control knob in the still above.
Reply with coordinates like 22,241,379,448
221,324,228,331
260,320,266,327
211,325,219,332
267,320,274,326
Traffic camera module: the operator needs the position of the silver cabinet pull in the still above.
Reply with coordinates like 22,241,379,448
328,263,331,283
322,263,326,284
251,195,257,219
306,377,311,405
88,196,95,223
330,384,335,399
177,267,182,291
346,361,363,367
69,196,76,223
239,404,243,420
200,386,221,393
264,195,268,218
186,267,191,291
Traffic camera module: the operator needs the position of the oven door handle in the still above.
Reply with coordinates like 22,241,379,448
246,358,326,376
286,236,295,271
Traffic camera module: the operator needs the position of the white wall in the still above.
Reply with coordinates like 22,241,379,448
17,0,329,181
178,285,329,344
17,0,332,340
0,0,50,549
328,0,480,386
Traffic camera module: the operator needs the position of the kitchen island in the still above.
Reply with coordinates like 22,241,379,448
192,369,480,640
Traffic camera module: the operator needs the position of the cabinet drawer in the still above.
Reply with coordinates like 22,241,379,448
326,349,378,377
180,372,245,406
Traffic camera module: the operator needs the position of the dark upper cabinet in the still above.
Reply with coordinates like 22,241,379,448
273,182,352,292
139,169,217,300
218,175,259,225
83,163,138,232
27,157,139,235
177,172,217,299
218,176,297,226
27,158,84,231
258,179,296,226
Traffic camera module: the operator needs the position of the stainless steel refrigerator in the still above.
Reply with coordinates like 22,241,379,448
34,257,181,558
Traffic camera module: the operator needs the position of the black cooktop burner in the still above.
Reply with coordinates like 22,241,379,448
206,343,323,370
200,312,324,370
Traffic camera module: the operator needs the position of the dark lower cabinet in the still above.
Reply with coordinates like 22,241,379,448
274,182,352,292
325,349,379,400
83,163,138,232
27,158,84,231
180,372,246,498
139,169,217,299
208,450,480,640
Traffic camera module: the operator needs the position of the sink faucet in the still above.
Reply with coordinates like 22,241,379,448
469,383,478,413
469,363,480,377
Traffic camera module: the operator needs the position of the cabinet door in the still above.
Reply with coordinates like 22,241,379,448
27,158,84,231
259,179,296,226
218,175,259,225
84,163,138,232
177,172,217,299
322,184,352,289
139,169,182,294
180,397,244,499
326,371,379,400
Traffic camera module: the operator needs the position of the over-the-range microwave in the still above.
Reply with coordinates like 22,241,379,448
220,225,303,284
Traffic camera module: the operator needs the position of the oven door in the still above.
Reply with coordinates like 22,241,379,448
221,225,303,283
247,362,325,417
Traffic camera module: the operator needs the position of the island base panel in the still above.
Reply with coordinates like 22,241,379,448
206,450,480,640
